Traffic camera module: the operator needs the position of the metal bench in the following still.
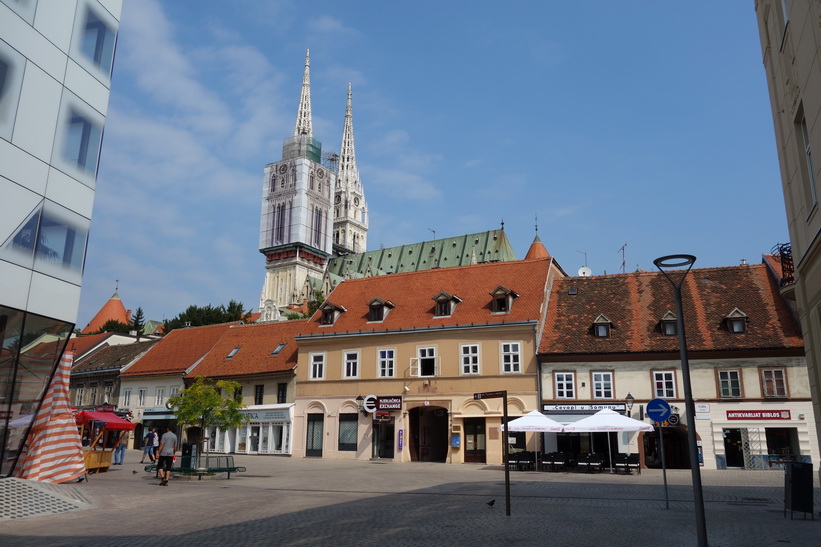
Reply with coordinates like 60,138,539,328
145,455,247,480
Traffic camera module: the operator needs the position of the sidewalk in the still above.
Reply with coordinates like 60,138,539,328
2,454,819,546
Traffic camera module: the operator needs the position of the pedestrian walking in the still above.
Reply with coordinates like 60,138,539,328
113,433,127,465
156,426,178,486
139,428,156,464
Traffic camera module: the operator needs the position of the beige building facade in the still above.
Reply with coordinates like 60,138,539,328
755,0,821,474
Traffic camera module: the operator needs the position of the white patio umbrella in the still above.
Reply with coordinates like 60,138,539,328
500,410,564,432
561,409,654,472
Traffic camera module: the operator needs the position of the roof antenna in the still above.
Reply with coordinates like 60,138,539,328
428,228,436,240
617,243,627,274
577,250,588,268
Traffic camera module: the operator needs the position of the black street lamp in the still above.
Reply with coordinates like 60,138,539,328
625,393,634,416
654,254,707,547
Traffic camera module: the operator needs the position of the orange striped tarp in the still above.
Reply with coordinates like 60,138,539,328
13,351,86,483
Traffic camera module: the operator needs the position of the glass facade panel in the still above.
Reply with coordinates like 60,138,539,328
0,305,72,476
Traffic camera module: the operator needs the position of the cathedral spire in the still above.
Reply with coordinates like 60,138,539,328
294,49,312,137
338,83,359,190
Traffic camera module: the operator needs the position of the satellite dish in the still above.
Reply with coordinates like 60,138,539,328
578,266,592,277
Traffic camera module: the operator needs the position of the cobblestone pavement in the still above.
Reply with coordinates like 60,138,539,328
2,455,819,546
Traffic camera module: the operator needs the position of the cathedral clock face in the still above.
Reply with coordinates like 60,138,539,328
354,197,360,206
335,195,341,204
279,164,287,174
317,168,325,178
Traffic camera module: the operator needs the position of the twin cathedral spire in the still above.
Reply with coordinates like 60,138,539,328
258,50,369,317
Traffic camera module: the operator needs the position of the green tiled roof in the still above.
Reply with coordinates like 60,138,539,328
326,229,517,277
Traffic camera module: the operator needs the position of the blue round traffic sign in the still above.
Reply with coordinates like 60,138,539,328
646,398,672,422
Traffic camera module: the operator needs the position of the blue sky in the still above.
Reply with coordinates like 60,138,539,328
77,0,787,328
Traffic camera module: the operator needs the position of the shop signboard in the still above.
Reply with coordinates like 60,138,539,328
726,410,791,420
246,409,288,421
376,396,402,411
542,402,627,413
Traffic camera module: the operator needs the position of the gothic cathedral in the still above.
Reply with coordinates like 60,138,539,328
258,51,368,319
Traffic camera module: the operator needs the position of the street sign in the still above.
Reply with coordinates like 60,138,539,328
667,414,680,426
646,398,672,423
474,391,506,400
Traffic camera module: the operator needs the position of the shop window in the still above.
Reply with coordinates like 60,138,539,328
338,413,358,451
555,372,575,399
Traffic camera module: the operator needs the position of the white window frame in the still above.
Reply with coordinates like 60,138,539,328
500,342,521,373
137,388,146,406
75,386,85,407
654,371,676,399
344,351,360,379
417,347,437,377
378,348,395,378
310,353,325,380
155,387,165,407
122,389,131,407
461,344,480,375
592,372,613,399
170,387,179,398
555,372,575,399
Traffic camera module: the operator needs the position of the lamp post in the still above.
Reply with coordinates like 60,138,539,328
625,393,634,417
654,254,707,547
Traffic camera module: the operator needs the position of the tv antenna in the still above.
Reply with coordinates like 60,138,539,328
617,243,627,274
577,250,588,268
428,228,436,240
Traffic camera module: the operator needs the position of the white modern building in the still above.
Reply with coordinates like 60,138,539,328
0,0,122,475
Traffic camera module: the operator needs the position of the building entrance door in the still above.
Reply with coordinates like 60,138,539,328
723,428,745,468
408,406,448,462
306,413,324,457
249,425,260,453
372,423,395,459
464,418,486,463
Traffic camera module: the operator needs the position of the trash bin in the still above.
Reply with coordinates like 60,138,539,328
784,461,813,519
181,442,195,468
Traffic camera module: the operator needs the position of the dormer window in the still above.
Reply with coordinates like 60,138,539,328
724,308,748,334
318,301,346,326
490,285,519,314
593,314,613,338
226,347,240,359
367,297,395,322
432,291,461,317
659,311,677,336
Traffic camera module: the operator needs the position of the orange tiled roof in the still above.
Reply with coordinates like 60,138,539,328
299,258,554,336
538,264,803,356
81,293,130,334
72,340,158,373
524,235,550,260
120,322,237,377
66,332,114,358
187,320,308,378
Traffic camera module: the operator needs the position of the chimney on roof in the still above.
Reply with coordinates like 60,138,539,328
740,258,747,265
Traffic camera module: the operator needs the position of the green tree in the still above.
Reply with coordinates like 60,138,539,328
163,300,251,333
95,319,131,334
167,377,248,468
307,290,325,318
130,307,146,340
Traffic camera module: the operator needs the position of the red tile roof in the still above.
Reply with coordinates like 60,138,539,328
66,332,114,358
524,235,550,260
299,258,554,336
81,293,130,334
539,264,803,356
120,322,237,377
188,320,307,378
72,340,158,373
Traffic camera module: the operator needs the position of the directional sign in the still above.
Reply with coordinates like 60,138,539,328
646,398,672,423
474,391,506,400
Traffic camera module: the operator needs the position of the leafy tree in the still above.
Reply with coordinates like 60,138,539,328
167,377,248,468
94,319,131,334
130,307,146,340
163,300,251,333
307,290,326,318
